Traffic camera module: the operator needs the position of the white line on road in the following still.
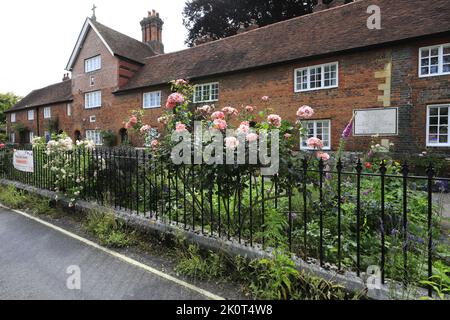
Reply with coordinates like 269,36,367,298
0,204,225,300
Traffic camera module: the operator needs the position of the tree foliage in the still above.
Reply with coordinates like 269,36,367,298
0,92,21,124
182,0,353,47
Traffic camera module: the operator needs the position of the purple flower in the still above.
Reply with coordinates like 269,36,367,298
342,118,354,139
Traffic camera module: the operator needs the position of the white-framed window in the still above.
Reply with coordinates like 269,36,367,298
89,115,96,123
29,131,34,142
300,120,331,150
295,62,339,92
10,113,16,123
28,109,34,120
426,104,449,147
85,130,103,146
10,132,15,143
43,107,51,119
143,91,162,109
90,76,95,86
67,103,72,116
419,44,450,77
193,82,219,103
85,55,101,73
85,91,102,109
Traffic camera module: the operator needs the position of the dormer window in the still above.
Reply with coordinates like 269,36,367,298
28,110,35,121
10,113,16,123
193,82,219,103
85,55,101,73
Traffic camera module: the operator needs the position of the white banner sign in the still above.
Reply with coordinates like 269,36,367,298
13,150,34,173
353,108,398,136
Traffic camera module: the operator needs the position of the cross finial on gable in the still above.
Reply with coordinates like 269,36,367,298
91,4,97,21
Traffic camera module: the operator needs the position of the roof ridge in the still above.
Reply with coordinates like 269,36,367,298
143,0,365,61
33,79,71,92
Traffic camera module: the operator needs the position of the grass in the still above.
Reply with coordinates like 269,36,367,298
84,210,136,248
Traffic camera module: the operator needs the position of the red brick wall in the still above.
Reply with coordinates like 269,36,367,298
69,28,120,140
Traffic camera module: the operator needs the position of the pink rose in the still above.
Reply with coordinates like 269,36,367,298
222,106,239,116
317,152,330,161
296,105,314,119
237,121,250,134
129,116,138,125
224,137,239,150
175,122,187,133
175,79,188,85
140,125,151,134
166,93,185,109
125,122,132,129
213,119,227,130
246,133,258,142
267,114,282,128
150,140,160,149
307,137,324,149
197,105,212,113
211,111,225,120
284,133,292,139
245,105,255,113
157,116,168,125
261,96,270,102
0,143,5,149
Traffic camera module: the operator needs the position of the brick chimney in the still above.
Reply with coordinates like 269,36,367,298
314,0,350,12
62,73,70,81
140,9,164,54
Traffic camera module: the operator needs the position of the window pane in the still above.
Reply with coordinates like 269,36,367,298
431,48,439,56
430,117,438,125
430,66,439,74
421,67,429,75
440,108,449,116
444,64,450,73
421,49,430,57
439,135,448,143
440,117,448,125
444,46,450,55
429,126,438,134
430,107,439,116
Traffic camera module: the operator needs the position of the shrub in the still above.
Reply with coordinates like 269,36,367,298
0,185,27,208
175,244,225,280
85,211,135,248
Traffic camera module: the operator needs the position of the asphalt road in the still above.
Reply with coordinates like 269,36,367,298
0,206,208,300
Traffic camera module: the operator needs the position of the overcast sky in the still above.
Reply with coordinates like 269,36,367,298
0,0,188,96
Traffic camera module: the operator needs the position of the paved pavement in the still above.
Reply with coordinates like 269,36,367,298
0,207,208,300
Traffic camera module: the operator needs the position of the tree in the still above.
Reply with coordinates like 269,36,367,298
0,92,21,124
182,0,353,47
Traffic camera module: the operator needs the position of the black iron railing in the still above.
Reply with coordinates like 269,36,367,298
0,146,448,297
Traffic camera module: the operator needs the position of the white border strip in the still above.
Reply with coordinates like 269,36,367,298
0,204,225,301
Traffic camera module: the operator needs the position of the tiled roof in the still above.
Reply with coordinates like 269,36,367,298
90,19,155,64
118,0,450,92
6,80,72,113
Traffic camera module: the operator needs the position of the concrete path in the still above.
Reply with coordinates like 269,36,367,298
0,206,212,300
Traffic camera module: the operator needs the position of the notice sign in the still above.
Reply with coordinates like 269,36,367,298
13,150,34,173
353,108,398,136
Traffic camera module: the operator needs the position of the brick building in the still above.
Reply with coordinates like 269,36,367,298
5,0,450,154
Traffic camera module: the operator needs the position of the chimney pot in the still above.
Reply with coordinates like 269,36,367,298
141,9,164,54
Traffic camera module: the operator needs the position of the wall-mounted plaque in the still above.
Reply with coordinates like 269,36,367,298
353,107,398,136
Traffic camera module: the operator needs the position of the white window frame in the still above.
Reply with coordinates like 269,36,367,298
193,82,219,103
426,104,450,147
89,115,96,123
43,107,51,119
10,113,16,123
85,90,102,109
10,132,15,143
143,91,162,109
300,119,332,151
85,55,101,73
29,131,34,142
419,43,450,78
67,103,72,116
85,130,103,146
28,109,34,121
294,62,339,93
